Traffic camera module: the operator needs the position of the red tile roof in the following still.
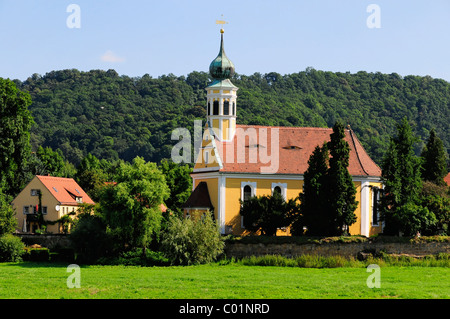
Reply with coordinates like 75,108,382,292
444,173,450,186
36,175,95,205
214,125,381,177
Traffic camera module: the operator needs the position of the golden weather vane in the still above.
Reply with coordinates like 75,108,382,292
216,14,228,33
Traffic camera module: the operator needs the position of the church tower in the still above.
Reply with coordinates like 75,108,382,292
206,28,238,142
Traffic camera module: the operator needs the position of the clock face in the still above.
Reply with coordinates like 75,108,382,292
55,205,60,211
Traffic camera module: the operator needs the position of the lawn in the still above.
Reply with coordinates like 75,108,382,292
0,262,448,299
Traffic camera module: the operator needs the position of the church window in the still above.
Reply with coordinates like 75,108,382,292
273,186,282,195
243,185,252,202
232,102,235,115
213,101,219,115
271,182,287,200
207,102,210,115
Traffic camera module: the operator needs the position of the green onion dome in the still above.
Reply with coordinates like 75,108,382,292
209,29,235,80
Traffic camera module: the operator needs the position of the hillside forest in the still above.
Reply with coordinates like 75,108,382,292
13,68,449,168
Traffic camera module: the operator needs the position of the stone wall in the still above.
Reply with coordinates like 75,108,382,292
15,234,71,250
224,241,450,259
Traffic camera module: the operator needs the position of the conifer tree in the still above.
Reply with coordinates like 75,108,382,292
294,142,329,235
380,118,436,236
325,122,358,235
420,129,448,186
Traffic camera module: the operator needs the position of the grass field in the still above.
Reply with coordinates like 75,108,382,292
0,262,449,299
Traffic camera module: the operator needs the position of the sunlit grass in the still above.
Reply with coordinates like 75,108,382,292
0,262,448,299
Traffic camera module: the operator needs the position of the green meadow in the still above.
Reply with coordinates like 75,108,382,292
0,262,448,299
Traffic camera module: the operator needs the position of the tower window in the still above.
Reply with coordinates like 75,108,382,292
213,101,219,115
223,100,230,115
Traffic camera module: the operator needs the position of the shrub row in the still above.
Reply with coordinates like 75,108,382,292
227,253,450,268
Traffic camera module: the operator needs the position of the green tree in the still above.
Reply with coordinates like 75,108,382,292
420,129,448,186
380,118,435,236
74,153,109,202
98,157,169,253
293,143,329,236
239,191,298,236
325,122,358,235
0,78,34,196
159,159,192,217
0,186,17,236
160,211,224,265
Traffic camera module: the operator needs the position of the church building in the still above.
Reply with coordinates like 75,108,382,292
183,28,383,237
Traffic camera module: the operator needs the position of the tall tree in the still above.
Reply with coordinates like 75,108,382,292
293,142,329,235
325,122,358,235
421,129,448,186
380,118,436,235
158,159,192,217
0,78,34,196
99,157,169,252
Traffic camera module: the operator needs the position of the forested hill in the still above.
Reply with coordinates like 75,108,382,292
15,68,449,167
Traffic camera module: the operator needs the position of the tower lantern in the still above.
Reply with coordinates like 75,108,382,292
206,28,238,142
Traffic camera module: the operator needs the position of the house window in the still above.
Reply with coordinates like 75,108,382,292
42,206,48,215
223,100,230,115
76,197,83,203
213,101,219,115
372,187,380,226
30,189,40,196
23,206,29,214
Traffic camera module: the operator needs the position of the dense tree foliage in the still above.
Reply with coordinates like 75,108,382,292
239,191,298,236
293,143,328,236
380,118,436,236
324,122,358,235
421,129,448,186
0,78,34,196
15,68,449,168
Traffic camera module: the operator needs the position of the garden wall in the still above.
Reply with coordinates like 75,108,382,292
224,239,450,259
15,234,71,250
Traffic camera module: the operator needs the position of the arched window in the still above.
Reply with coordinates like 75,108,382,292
223,100,230,115
273,186,282,195
243,185,252,202
213,101,219,115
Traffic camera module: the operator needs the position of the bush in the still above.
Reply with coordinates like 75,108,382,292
0,234,25,262
97,248,169,266
23,247,50,262
160,212,224,265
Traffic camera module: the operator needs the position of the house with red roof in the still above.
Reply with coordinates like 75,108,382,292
183,29,383,237
12,175,95,234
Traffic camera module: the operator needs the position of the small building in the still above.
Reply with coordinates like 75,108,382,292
11,175,95,234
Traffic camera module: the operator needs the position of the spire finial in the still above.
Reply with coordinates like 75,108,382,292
216,14,228,33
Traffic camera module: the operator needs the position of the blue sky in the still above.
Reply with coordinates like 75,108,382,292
1,0,450,81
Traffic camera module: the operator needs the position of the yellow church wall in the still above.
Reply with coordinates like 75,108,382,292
222,119,229,140
348,181,362,236
224,177,303,235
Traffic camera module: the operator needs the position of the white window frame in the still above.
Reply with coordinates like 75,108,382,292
371,187,380,227
271,182,287,200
